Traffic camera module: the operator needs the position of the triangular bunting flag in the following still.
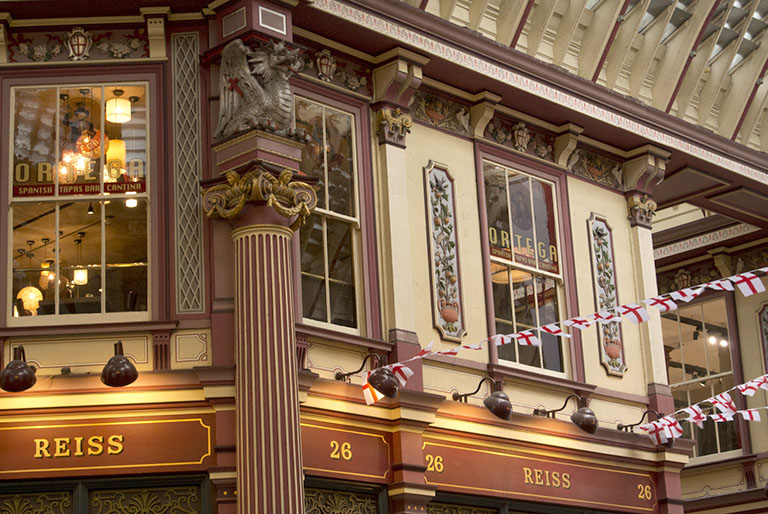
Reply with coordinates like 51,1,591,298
616,303,649,324
730,272,766,297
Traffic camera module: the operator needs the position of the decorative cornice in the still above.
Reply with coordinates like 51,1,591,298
653,223,761,260
377,107,413,147
202,162,317,231
626,194,657,230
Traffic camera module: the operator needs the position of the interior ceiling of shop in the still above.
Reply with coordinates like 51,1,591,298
413,0,768,152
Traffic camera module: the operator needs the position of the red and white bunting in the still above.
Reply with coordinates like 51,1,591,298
591,310,622,324
562,317,593,330
737,381,759,397
710,413,734,423
616,303,649,324
362,373,385,405
644,296,677,313
492,334,512,346
683,405,707,429
387,364,414,387
512,330,540,347
437,347,461,356
759,267,768,275
541,323,571,338
642,421,670,444
739,409,762,422
660,416,684,439
704,279,734,292
670,288,702,303
414,342,433,359
730,272,766,297
461,343,483,351
710,392,737,415
752,375,768,391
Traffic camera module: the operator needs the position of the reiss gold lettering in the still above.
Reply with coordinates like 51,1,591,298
33,435,124,458
523,467,571,489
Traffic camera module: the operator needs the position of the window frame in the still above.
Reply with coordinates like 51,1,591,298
477,144,582,381
291,80,380,340
1,68,164,328
662,289,750,463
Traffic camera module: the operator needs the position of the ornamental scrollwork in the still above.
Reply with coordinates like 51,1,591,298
304,488,377,514
428,503,497,514
89,487,199,514
377,107,412,146
0,492,72,514
626,193,657,229
203,166,318,231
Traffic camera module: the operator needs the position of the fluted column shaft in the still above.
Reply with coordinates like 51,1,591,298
232,215,303,514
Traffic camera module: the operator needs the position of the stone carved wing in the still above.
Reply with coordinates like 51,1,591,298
214,39,265,140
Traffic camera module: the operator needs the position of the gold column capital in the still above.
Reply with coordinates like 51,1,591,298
202,161,317,231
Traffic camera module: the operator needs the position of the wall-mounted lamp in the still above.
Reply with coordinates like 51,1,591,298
452,377,512,420
617,409,674,448
533,394,599,434
101,341,139,387
0,346,37,392
335,354,399,399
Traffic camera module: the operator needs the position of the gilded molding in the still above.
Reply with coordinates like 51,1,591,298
377,107,412,146
202,167,317,231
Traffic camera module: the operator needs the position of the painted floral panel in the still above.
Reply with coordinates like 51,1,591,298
590,215,626,376
426,162,466,342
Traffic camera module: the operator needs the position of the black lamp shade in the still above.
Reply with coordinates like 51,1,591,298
570,407,599,434
101,341,138,387
0,346,36,392
484,391,512,420
368,367,399,399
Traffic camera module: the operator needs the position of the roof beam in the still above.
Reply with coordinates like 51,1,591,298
602,0,651,88
468,0,490,30
497,0,534,46
736,80,768,145
578,0,625,78
650,0,719,111
523,0,558,56
696,2,757,125
719,35,768,138
628,3,676,97
440,0,458,19
552,0,589,66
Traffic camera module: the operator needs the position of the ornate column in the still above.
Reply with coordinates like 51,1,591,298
203,163,317,514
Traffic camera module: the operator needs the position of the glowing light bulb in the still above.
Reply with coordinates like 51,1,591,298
708,335,717,345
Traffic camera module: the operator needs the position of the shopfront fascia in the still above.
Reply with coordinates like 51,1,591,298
300,381,692,514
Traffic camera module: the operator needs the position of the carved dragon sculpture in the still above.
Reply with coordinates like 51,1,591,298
214,39,302,141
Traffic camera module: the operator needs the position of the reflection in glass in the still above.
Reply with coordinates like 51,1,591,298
105,199,148,312
300,214,327,323
327,219,355,327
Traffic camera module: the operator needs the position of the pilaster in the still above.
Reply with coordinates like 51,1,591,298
621,145,673,413
371,49,428,357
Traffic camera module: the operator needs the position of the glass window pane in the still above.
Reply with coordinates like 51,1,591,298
105,199,148,312
507,174,535,268
716,375,739,453
13,88,57,199
531,179,559,274
537,276,562,372
702,298,732,375
300,214,327,323
496,320,516,362
678,304,707,378
325,108,354,216
295,98,326,209
512,271,535,329
484,164,512,261
59,201,102,314
327,219,356,328
11,202,56,316
59,86,104,195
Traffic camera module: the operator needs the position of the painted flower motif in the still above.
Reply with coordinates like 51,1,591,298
97,41,110,53
129,38,141,49
17,43,29,54
51,44,62,56
111,43,132,58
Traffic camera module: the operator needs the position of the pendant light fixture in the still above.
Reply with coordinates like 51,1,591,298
87,202,95,215
106,89,131,123
72,233,88,286
101,341,139,387
16,241,43,315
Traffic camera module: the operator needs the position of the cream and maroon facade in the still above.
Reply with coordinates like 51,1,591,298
1,1,768,514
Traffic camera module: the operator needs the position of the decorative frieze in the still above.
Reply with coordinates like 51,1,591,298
294,42,373,96
7,27,148,63
425,161,466,342
377,107,412,147
484,116,554,161
567,147,623,190
626,193,657,229
0,491,72,514
656,243,768,294
589,214,626,376
410,90,471,137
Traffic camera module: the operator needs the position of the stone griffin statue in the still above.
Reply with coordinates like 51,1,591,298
214,39,302,141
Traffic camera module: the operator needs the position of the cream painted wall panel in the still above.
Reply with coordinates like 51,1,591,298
405,124,487,362
681,464,746,498
171,329,211,369
306,340,370,382
567,176,648,396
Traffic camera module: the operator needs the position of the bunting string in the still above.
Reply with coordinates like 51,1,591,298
355,267,768,410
